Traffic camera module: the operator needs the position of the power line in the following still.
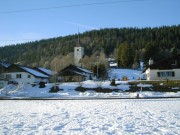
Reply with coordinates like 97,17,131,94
0,0,145,14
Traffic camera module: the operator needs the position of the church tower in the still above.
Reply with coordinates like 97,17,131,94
74,33,84,66
74,46,84,66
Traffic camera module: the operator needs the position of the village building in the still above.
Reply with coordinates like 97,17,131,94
144,54,180,80
74,45,84,67
108,58,118,68
58,64,93,82
2,64,50,84
74,32,84,67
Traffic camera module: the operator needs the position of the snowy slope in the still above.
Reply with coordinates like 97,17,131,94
0,99,180,134
108,68,142,80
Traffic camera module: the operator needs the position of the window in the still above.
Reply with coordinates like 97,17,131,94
77,49,79,51
157,71,175,77
6,74,11,79
16,74,22,78
28,75,31,78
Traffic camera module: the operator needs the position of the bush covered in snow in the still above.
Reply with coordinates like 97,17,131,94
49,85,61,93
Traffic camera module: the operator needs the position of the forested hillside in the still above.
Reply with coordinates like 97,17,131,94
0,25,180,70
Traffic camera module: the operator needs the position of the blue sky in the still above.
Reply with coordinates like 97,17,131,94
0,0,180,46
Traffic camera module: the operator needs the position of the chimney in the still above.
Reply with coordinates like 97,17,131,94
149,58,154,65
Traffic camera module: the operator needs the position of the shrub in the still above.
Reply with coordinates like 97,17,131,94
39,81,46,88
110,79,116,86
49,85,60,93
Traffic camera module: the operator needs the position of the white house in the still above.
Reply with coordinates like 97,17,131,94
144,54,180,80
108,58,118,68
2,64,50,84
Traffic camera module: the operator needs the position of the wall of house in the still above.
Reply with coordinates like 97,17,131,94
62,76,85,82
146,68,180,80
3,72,48,84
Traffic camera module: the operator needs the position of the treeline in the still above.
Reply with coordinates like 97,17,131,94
0,25,180,69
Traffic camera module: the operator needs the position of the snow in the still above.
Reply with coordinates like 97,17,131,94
0,68,179,98
77,67,93,74
21,66,49,78
0,62,11,68
0,81,180,99
0,68,180,134
108,68,142,80
38,68,54,76
0,99,180,134
137,83,152,87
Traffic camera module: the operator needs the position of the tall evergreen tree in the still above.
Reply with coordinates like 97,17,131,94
117,42,132,68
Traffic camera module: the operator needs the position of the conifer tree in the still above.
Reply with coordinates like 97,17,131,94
117,42,132,68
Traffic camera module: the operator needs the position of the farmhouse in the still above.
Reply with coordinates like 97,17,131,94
2,64,50,84
58,64,93,82
144,54,180,80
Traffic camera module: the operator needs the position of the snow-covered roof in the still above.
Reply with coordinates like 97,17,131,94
77,67,92,74
38,68,54,76
20,66,49,78
110,63,118,67
69,70,86,76
0,63,11,68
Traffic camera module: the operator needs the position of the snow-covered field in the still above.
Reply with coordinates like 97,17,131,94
0,99,180,134
0,69,180,134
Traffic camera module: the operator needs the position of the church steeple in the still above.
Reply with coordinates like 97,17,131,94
78,29,80,45
76,29,81,47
